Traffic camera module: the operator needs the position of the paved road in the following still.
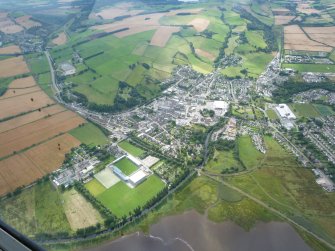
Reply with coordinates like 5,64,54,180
203,172,335,251
44,51,60,97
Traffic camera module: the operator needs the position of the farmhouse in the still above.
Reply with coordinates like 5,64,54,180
60,62,76,76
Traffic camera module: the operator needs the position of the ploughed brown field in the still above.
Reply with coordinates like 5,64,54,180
92,9,209,42
0,12,23,34
272,7,290,15
0,56,30,77
52,32,68,46
0,104,66,134
0,134,80,196
303,26,335,47
150,26,180,47
0,110,85,158
284,25,332,52
15,15,41,29
0,55,86,197
0,45,21,54
188,18,210,32
274,16,296,25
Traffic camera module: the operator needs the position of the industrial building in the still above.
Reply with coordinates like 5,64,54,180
275,104,296,120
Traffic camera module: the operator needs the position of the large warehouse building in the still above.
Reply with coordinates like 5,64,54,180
275,104,296,120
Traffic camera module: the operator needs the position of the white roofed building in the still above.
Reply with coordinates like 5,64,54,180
275,104,296,119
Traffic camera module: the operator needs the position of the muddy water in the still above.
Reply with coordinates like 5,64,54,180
87,210,312,251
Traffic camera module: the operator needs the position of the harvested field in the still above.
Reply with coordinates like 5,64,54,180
272,8,290,15
6,76,36,88
0,86,41,99
52,32,67,46
94,7,142,20
93,12,165,37
284,25,332,52
188,18,210,32
297,3,320,14
0,90,54,120
166,8,203,16
0,18,23,34
274,16,295,25
0,110,84,158
0,154,44,196
195,48,215,61
0,105,65,134
23,133,81,173
0,56,29,77
303,26,335,47
150,26,180,47
62,189,102,230
0,76,42,99
0,45,21,54
15,16,41,29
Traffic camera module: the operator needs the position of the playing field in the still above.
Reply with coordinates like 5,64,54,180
118,140,145,157
96,175,165,217
114,157,139,176
289,103,320,118
94,168,120,189
85,178,107,197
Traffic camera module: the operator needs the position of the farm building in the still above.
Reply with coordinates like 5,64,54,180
275,104,296,119
60,62,76,76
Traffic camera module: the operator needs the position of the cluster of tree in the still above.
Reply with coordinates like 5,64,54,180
84,51,104,61
214,14,232,67
236,7,278,52
272,81,335,103
215,139,235,151
76,223,101,237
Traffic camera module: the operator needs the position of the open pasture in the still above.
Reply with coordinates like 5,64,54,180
195,48,215,61
52,32,67,46
15,15,41,29
0,104,65,134
0,110,84,158
0,45,21,54
0,56,30,77
150,26,180,47
118,140,145,157
0,89,55,120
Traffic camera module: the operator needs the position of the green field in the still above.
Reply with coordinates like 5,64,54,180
0,181,71,236
238,135,264,169
266,109,279,121
118,140,146,157
69,122,108,146
114,157,139,176
313,104,334,116
228,136,335,244
283,63,335,73
97,175,165,217
205,150,242,174
85,178,107,197
289,103,320,118
245,30,267,49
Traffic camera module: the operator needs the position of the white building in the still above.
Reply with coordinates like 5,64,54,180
275,104,296,119
60,62,76,76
